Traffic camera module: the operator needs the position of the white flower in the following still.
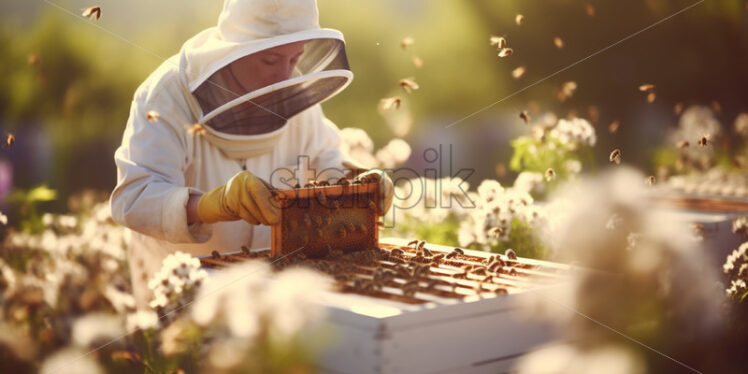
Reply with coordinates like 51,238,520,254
40,347,104,374
126,309,159,332
513,171,544,194
148,251,207,308
548,117,597,148
374,138,412,168
72,313,125,347
735,113,748,138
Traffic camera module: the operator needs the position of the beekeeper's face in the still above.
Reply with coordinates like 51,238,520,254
228,41,306,93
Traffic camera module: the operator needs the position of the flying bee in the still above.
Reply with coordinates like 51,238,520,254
638,84,655,92
609,148,622,165
412,56,423,68
674,102,684,115
647,92,656,103
400,36,414,50
553,37,564,49
585,3,595,16
698,136,708,147
489,35,507,49
545,168,555,182
512,66,526,80
82,6,101,20
380,96,402,111
505,249,517,260
515,14,525,25
145,110,160,123
608,120,620,134
519,110,530,124
399,78,419,94
645,175,656,186
5,133,15,148
498,48,513,58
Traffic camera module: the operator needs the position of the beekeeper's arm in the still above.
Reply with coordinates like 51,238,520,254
111,99,212,243
307,105,394,215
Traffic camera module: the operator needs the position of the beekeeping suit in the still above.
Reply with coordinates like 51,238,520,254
110,0,389,306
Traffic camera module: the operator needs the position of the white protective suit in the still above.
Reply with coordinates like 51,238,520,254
111,0,357,306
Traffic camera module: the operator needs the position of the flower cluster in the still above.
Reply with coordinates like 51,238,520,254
724,242,748,299
339,127,411,169
148,251,207,310
547,117,597,149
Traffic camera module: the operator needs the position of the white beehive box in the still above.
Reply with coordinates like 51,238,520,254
314,238,569,374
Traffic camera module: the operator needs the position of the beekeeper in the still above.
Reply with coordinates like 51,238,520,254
110,0,393,306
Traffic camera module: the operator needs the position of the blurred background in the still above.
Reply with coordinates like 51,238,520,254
0,0,746,214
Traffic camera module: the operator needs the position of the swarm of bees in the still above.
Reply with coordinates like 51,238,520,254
198,241,564,303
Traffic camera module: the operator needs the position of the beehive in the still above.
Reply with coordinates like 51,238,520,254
200,239,570,373
270,180,380,258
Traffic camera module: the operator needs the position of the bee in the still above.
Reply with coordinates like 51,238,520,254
515,14,525,25
553,37,564,49
81,6,101,20
545,168,555,182
488,261,503,274
638,84,655,92
494,288,508,295
677,140,690,148
512,66,526,80
519,110,530,124
408,240,419,247
145,110,160,123
609,120,620,134
489,35,507,49
400,36,414,50
490,227,504,238
27,54,41,66
422,248,433,257
337,177,350,186
609,148,622,165
497,48,513,58
505,249,517,260
645,176,656,186
585,3,595,16
674,102,684,116
432,253,445,262
211,250,221,260
446,252,457,259
390,248,405,257
471,267,487,276
452,247,464,255
417,241,425,251
412,56,423,68
698,136,708,147
380,96,402,110
646,92,656,103
399,78,420,94
711,101,722,114
241,246,251,256
5,133,15,148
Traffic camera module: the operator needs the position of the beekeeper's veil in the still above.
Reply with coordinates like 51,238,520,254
179,0,352,158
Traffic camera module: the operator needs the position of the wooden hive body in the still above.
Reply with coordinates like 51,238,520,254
271,182,380,258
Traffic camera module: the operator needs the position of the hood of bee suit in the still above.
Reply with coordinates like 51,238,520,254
177,0,353,159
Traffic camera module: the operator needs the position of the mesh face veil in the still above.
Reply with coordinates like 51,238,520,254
192,36,351,136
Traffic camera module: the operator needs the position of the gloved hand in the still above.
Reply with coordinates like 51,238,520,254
353,169,394,216
197,171,280,225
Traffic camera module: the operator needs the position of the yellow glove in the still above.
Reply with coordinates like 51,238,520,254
354,169,394,216
197,171,280,225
